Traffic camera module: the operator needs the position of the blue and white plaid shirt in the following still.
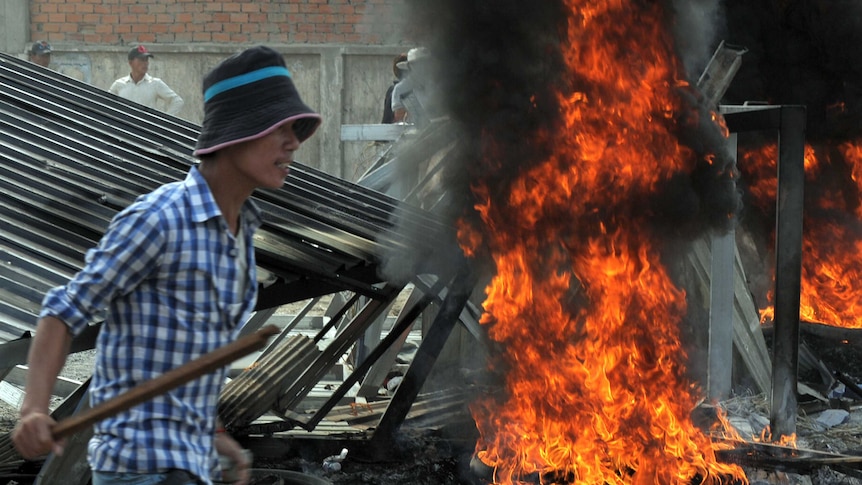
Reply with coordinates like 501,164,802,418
41,166,262,483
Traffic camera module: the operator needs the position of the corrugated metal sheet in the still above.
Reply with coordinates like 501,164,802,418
0,52,451,345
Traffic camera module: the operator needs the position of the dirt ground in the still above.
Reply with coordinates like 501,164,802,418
4,294,862,484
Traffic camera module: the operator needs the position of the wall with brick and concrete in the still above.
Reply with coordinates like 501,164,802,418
28,0,407,46
3,1,415,179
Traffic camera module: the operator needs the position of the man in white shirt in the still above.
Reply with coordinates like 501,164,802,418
109,45,184,116
391,47,440,126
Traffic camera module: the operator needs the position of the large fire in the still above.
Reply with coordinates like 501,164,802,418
739,141,862,328
457,1,748,484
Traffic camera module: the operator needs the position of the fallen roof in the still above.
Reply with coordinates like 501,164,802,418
0,52,453,348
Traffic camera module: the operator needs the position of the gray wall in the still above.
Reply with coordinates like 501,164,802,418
0,1,29,55
15,43,405,180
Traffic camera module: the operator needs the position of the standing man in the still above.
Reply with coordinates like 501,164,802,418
109,45,184,116
390,47,438,125
12,45,322,485
381,52,407,124
28,40,52,68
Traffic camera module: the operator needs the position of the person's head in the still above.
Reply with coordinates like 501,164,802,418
28,41,52,68
392,53,408,81
127,45,153,80
194,46,322,188
398,47,432,81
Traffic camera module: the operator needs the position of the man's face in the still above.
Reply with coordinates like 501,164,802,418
29,53,51,68
129,57,149,79
220,121,302,191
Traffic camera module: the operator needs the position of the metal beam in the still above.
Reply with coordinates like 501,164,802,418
370,264,476,446
722,104,806,439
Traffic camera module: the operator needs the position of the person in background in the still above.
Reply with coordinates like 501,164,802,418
12,45,322,485
28,40,52,68
381,52,408,124
109,45,184,116
390,47,438,125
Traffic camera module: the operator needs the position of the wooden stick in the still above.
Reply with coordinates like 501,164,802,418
52,325,280,439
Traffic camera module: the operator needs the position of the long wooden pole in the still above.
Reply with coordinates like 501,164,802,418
52,325,280,439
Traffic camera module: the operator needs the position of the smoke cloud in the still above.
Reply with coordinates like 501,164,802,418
393,0,742,258
671,0,725,80
720,0,862,141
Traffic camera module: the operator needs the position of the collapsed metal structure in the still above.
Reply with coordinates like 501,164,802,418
0,51,484,483
1,41,851,484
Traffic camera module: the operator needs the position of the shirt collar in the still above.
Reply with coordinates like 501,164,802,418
130,73,152,84
184,165,263,230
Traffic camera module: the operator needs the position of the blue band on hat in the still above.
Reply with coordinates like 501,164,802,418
204,66,292,102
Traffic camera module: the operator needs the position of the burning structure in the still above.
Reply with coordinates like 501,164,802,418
388,0,862,483
4,1,862,484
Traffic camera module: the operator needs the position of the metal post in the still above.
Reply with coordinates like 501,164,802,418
770,106,806,438
722,105,806,439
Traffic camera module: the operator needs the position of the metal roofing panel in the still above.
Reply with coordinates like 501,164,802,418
0,52,452,345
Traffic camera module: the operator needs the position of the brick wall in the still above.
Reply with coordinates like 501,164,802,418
30,0,408,46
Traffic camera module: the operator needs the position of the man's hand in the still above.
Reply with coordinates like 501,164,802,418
215,431,252,485
13,411,65,459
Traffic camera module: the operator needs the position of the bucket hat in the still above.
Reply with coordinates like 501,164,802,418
30,41,52,56
194,46,321,156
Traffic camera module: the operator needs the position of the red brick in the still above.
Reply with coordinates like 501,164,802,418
240,23,260,33
28,0,408,46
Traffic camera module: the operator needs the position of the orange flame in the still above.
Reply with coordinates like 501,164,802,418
741,141,862,328
461,1,747,483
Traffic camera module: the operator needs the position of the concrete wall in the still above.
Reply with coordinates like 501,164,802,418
30,44,405,180
0,0,29,55
5,0,416,179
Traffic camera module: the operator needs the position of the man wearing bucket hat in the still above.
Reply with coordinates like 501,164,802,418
28,40,53,68
109,45,185,116
13,46,321,485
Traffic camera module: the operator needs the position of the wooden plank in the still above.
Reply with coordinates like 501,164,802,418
732,243,773,393
687,236,772,394
340,124,410,141
357,286,419,398
0,380,23,410
708,229,735,400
